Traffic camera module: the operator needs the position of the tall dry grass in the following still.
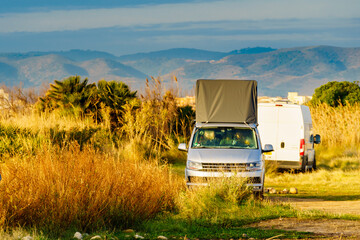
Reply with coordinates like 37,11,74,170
310,103,360,148
310,103,360,170
310,103,360,166
0,145,180,233
121,76,192,163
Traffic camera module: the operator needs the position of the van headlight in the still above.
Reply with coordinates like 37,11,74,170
246,162,262,171
187,160,202,170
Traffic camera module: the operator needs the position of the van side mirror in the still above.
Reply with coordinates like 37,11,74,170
178,143,188,152
262,144,274,153
314,134,321,144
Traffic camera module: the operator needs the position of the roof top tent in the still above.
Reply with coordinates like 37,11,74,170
196,79,258,124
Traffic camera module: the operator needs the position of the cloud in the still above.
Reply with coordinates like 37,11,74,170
0,0,359,33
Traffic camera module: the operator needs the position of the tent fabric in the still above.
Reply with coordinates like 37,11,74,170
196,79,257,124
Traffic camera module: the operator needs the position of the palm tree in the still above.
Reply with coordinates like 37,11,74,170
97,80,137,110
97,80,137,126
39,76,97,114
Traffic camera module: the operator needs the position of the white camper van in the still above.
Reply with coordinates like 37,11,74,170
258,103,320,171
178,80,273,198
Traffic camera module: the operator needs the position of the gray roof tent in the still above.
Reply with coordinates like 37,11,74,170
196,79,257,124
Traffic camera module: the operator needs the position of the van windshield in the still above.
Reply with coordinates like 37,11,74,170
191,127,258,149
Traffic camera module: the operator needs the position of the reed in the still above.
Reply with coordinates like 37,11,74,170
310,103,360,165
0,145,180,233
310,103,360,148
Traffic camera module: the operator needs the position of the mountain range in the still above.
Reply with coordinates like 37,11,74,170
0,46,359,96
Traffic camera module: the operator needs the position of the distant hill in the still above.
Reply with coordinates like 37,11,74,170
162,46,360,96
228,47,276,55
0,46,359,96
118,48,227,61
0,53,147,89
0,49,118,62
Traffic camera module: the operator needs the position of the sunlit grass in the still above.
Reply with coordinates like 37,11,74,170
311,103,360,161
265,169,360,200
0,145,181,235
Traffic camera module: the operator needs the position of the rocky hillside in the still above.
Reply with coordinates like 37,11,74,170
0,46,359,96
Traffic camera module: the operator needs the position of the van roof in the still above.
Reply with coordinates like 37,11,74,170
258,103,312,124
258,102,302,107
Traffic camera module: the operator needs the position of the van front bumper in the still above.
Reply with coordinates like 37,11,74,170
185,169,264,191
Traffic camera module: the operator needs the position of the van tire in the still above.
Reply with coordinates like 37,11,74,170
300,156,307,172
312,157,317,171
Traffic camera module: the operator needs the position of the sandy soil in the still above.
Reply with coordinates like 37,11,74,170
246,197,360,239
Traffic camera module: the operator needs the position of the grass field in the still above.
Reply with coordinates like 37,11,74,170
0,83,360,239
265,169,360,200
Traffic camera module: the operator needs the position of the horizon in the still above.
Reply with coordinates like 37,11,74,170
0,44,357,57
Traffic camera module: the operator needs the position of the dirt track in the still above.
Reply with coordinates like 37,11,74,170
247,197,360,239
249,218,360,239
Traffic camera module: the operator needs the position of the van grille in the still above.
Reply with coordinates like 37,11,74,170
201,162,247,172
188,176,261,184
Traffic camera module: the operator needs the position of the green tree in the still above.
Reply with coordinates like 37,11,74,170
39,76,98,114
310,81,360,107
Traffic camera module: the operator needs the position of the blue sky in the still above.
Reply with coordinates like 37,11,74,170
0,0,359,55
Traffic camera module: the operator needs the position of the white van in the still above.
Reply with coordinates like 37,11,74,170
258,102,320,171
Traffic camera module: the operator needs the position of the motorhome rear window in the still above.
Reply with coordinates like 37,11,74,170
191,127,258,149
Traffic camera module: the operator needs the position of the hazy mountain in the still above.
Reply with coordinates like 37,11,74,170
163,46,360,96
0,49,118,62
0,46,359,96
118,48,227,61
0,53,147,89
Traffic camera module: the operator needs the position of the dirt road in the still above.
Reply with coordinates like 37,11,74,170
247,197,360,239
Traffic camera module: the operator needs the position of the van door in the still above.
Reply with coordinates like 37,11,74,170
276,106,303,162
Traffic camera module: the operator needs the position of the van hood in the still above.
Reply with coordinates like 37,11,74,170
188,149,261,163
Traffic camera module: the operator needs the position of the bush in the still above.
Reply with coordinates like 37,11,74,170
310,81,360,107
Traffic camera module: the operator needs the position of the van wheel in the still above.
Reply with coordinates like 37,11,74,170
312,157,317,171
300,157,307,172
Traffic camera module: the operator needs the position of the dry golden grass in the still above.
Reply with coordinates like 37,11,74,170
310,103,360,168
310,103,360,149
0,109,100,134
0,145,182,233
